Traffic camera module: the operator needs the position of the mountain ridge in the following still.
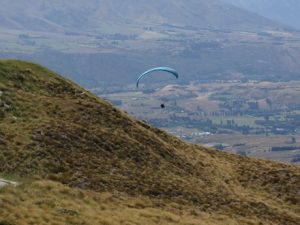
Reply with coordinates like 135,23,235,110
0,0,285,32
0,60,299,224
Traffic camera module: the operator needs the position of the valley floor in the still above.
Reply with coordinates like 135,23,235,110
101,81,300,164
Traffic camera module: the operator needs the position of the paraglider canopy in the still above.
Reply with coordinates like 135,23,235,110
136,67,179,88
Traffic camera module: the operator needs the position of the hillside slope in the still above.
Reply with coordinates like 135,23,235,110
0,60,299,225
0,180,264,225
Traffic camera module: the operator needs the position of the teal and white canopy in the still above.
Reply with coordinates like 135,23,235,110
136,67,179,88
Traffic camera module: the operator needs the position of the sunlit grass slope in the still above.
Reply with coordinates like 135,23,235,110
0,180,254,225
0,60,299,225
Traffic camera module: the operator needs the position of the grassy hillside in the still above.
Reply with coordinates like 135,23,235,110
0,60,299,225
0,180,258,225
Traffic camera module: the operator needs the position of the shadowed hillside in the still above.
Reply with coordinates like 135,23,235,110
0,60,299,224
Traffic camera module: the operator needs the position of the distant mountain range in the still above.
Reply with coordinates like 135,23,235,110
0,1,300,87
222,0,300,29
0,0,284,32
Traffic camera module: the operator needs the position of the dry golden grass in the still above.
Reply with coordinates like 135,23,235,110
0,60,299,224
0,180,271,225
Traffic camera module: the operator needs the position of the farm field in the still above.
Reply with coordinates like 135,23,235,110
100,80,300,163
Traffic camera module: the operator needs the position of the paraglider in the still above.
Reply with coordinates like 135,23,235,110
136,67,179,88
136,67,179,109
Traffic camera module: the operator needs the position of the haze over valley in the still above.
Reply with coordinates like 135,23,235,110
223,0,300,29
